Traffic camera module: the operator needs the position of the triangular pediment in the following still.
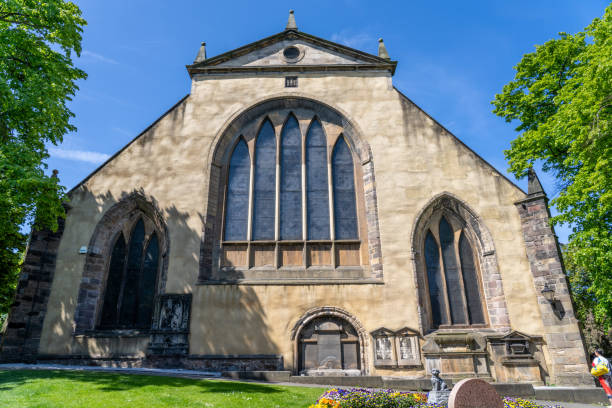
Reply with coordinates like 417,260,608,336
187,30,396,76
501,330,532,341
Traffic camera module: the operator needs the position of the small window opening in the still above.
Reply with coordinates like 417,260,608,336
285,76,298,88
283,46,300,60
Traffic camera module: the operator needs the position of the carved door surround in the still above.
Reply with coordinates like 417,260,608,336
291,306,369,376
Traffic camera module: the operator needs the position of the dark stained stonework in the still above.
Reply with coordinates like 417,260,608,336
148,294,192,356
35,354,283,371
0,214,66,362
515,189,591,386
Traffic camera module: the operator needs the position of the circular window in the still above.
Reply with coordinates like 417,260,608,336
283,46,301,61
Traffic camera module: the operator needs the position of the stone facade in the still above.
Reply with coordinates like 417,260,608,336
1,213,66,362
515,171,591,385
0,16,592,386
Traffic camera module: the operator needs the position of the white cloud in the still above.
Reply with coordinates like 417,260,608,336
49,147,110,164
82,50,119,65
330,30,376,51
112,127,132,137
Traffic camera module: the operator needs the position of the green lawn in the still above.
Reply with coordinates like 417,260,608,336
0,369,326,408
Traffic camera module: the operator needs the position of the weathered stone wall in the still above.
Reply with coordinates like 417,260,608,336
515,193,591,385
0,216,65,362
16,64,587,385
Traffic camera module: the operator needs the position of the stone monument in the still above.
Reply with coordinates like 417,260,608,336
427,369,451,405
448,378,504,408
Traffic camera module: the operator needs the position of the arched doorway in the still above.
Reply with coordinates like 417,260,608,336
297,315,361,375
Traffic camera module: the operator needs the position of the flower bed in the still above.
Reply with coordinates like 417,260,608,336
309,388,564,408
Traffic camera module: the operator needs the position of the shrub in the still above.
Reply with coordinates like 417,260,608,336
310,388,565,408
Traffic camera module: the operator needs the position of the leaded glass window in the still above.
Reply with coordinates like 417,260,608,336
425,231,447,328
280,115,302,240
221,112,364,271
253,120,276,240
99,218,160,329
224,139,250,241
306,119,330,240
332,137,358,240
423,216,486,329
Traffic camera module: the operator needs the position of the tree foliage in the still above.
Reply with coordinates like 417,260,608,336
0,0,86,325
493,6,611,332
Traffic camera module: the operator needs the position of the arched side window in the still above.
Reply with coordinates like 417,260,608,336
220,112,366,272
423,215,486,330
99,218,160,330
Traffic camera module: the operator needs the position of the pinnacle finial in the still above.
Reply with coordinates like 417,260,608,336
194,42,207,63
378,38,390,60
285,9,297,30
527,167,546,196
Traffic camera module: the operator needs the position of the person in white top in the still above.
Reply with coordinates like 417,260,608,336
593,349,612,406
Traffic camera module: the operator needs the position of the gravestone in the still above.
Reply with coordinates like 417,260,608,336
448,378,504,408
317,321,342,369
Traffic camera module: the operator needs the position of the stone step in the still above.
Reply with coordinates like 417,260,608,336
534,386,609,405
221,370,291,382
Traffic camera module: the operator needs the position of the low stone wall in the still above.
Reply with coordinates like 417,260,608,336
34,354,283,372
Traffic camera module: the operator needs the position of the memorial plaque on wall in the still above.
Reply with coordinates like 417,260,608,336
376,337,392,360
396,333,421,366
371,328,396,367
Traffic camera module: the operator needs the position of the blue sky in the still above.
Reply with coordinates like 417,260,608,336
47,0,609,243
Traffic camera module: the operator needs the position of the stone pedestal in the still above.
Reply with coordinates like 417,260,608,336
302,369,361,377
428,390,451,405
423,332,491,379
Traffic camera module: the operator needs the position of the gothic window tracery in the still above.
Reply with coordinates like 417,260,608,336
423,215,486,329
221,111,364,271
99,217,160,329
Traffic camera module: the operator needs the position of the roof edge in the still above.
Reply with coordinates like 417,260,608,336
393,86,526,196
187,30,397,76
66,94,190,197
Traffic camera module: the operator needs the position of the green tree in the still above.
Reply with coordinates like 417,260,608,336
493,6,611,336
564,245,612,356
0,0,86,326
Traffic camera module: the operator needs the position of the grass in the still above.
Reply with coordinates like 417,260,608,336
0,369,326,408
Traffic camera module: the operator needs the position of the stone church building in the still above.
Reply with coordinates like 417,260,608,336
1,12,591,386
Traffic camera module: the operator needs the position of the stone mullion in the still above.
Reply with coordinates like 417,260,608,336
246,143,255,267
327,143,336,267
274,124,280,269
301,122,307,266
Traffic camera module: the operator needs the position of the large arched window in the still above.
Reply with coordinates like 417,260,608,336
98,217,160,329
423,215,486,329
220,112,364,272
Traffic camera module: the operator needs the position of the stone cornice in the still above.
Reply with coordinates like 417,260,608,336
186,29,397,77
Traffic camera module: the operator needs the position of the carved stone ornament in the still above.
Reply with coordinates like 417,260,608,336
147,294,192,356
371,327,421,368
428,369,451,405
422,332,490,378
